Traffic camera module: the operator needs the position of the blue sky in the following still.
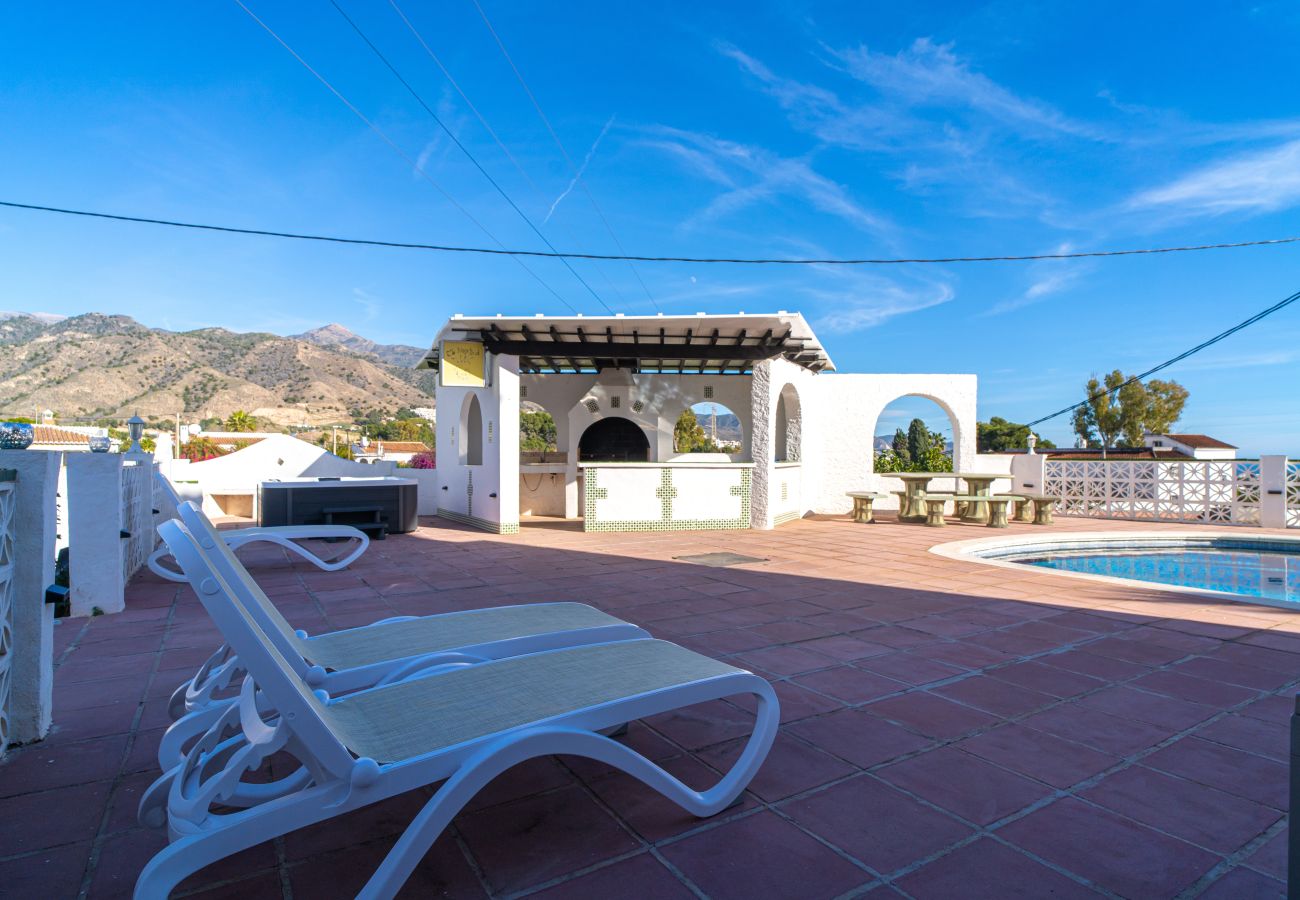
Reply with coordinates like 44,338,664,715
2,2,1299,453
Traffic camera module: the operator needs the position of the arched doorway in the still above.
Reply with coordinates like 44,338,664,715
579,417,650,462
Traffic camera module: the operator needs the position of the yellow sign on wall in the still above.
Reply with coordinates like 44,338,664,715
442,341,486,387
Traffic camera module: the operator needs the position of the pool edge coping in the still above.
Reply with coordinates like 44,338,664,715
929,529,1300,612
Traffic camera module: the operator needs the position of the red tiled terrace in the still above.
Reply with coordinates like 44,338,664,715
2,513,1296,898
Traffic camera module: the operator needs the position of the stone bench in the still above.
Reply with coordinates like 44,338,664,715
922,494,1024,527
846,491,889,524
1015,494,1059,526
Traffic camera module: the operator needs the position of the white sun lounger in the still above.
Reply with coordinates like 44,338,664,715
136,518,778,899
147,473,370,582
159,502,649,766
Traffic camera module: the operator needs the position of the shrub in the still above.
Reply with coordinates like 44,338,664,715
407,450,436,469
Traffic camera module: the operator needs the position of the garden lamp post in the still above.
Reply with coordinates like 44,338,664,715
127,414,145,453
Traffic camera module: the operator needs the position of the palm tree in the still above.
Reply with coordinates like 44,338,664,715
225,410,255,432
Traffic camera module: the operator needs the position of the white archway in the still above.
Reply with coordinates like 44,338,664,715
459,393,483,466
775,382,801,462
869,392,960,474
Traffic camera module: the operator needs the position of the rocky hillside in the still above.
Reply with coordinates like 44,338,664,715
0,314,434,426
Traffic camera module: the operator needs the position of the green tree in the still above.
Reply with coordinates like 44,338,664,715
520,410,557,451
224,410,255,433
977,417,1056,452
674,409,722,453
891,428,910,465
1074,371,1188,448
906,418,931,465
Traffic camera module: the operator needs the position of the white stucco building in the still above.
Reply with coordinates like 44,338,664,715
421,312,979,534
1144,432,1238,460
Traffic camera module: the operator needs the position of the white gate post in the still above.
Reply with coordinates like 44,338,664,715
67,452,126,616
1011,453,1045,496
2,449,59,746
1260,455,1287,529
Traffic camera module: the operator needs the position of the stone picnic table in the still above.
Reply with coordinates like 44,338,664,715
892,472,1011,524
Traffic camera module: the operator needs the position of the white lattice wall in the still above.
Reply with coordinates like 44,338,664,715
0,475,16,754
1044,460,1263,525
1288,463,1300,529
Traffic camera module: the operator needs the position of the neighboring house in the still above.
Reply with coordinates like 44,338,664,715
351,438,431,465
1035,446,1194,461
28,424,113,452
1144,432,1238,460
189,431,275,452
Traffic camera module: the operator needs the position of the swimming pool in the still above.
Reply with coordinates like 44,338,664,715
932,533,1300,607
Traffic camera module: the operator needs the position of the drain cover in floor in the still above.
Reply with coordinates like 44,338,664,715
673,552,768,567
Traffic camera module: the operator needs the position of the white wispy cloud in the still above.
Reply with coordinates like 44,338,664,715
545,116,615,223
809,270,954,333
1167,349,1299,372
352,288,381,321
832,39,1105,141
983,246,1089,316
1127,138,1300,217
641,126,892,235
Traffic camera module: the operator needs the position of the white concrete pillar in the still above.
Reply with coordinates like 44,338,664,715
1260,455,1288,529
1,450,59,746
1012,453,1046,496
66,452,126,617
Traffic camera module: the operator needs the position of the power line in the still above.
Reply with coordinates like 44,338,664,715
327,0,614,314
231,0,578,313
6,199,1298,267
1025,287,1300,428
470,0,661,311
385,0,632,311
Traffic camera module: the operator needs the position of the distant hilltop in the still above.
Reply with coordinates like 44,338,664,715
0,312,433,427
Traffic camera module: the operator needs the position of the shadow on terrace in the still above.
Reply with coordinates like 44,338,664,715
1,514,1296,899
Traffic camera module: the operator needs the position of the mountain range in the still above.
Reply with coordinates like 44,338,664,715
0,312,434,426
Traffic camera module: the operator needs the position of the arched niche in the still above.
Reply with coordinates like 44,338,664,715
459,393,483,466
578,417,651,462
673,401,743,455
775,383,801,462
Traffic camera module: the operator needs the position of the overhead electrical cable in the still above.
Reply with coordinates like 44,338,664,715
4,199,1297,267
469,0,661,311
385,0,632,310
1025,287,1300,428
231,0,578,312
328,0,614,314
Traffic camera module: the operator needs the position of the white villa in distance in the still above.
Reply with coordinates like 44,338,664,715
422,312,978,534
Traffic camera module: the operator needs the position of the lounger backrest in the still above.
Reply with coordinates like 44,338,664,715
175,502,311,675
159,518,356,775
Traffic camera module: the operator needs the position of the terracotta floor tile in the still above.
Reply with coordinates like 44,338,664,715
793,665,906,704
1131,669,1261,707
1073,685,1219,731
931,675,1056,717
526,853,696,900
0,733,128,797
856,652,966,686
1143,737,1288,809
735,644,836,676
787,707,933,768
1019,703,1170,756
1198,866,1285,900
457,784,638,895
1079,765,1281,853
1244,829,1287,880
864,692,999,740
587,754,757,842
875,747,1050,825
286,832,485,899
956,724,1119,789
0,842,91,900
1195,713,1289,762
0,781,110,857
987,659,1105,698
780,775,971,874
644,699,758,750
896,837,1102,899
698,732,855,802
1042,649,1151,681
1175,656,1292,690
659,810,868,899
1000,797,1218,897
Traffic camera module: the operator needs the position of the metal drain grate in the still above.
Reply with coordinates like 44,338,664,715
673,552,768,568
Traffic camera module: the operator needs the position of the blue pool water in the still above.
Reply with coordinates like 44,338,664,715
1018,547,1300,603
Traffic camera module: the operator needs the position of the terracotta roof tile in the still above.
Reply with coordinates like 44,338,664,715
32,425,91,445
1162,433,1237,449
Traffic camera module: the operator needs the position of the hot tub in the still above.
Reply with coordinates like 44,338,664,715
258,476,419,535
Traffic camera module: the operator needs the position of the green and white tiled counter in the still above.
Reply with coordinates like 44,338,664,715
580,462,753,532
